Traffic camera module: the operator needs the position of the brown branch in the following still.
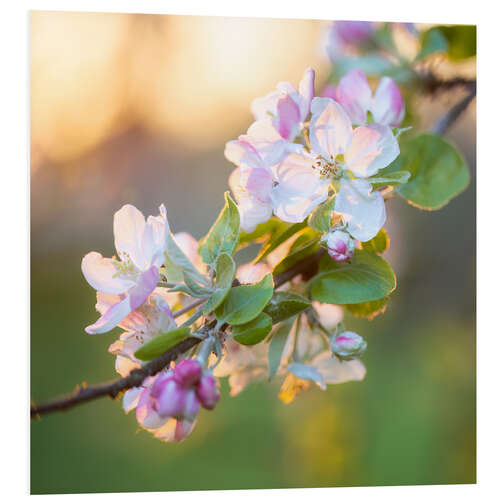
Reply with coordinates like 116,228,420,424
31,250,324,419
431,85,476,136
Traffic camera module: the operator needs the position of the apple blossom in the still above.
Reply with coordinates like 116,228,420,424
251,67,315,141
336,69,405,127
82,204,170,334
326,21,375,61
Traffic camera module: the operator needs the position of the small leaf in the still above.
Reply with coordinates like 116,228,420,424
361,229,389,255
311,250,396,305
232,313,273,346
198,191,240,266
165,234,209,286
308,195,336,233
368,170,411,188
254,221,307,263
238,218,282,248
214,273,274,325
202,253,236,314
134,327,191,361
345,297,389,320
264,291,311,324
438,25,476,60
416,27,448,61
391,133,470,210
268,318,294,380
272,228,320,275
183,273,213,298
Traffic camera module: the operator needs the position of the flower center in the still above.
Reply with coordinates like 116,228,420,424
113,252,140,280
312,154,344,179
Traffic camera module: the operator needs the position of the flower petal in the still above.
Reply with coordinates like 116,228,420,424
334,179,386,242
82,252,135,294
128,266,159,311
239,166,273,203
113,204,147,270
85,295,132,334
336,69,372,125
309,97,353,159
251,90,280,120
312,351,366,383
344,124,400,178
122,387,142,413
237,195,273,233
298,67,315,121
274,94,301,140
371,77,405,127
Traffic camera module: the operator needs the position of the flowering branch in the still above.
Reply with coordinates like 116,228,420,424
31,251,324,419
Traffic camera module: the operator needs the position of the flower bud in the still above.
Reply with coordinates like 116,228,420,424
330,331,367,360
173,359,202,387
195,372,221,410
325,229,355,262
182,388,200,422
152,375,188,419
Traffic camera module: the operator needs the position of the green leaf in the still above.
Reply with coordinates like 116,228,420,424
345,297,389,320
134,327,191,361
253,221,307,263
238,218,282,248
268,318,294,380
361,229,389,255
272,228,320,275
392,133,470,210
368,170,411,188
232,312,273,346
308,195,336,233
416,27,448,61
214,273,274,325
311,250,396,305
183,273,213,298
335,54,397,77
165,233,209,286
198,191,240,266
264,291,312,324
202,253,236,314
438,25,476,60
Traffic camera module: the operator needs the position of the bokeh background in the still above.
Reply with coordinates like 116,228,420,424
30,12,476,494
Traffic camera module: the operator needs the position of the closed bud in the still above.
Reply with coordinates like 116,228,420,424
330,331,367,360
182,389,200,422
195,372,221,410
325,229,355,262
153,375,188,419
174,359,202,387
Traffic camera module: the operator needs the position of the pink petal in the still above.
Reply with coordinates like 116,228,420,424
128,266,159,311
81,252,134,294
275,94,301,140
251,90,280,120
309,97,353,159
336,69,372,125
239,166,273,203
371,77,405,127
298,67,315,121
85,295,132,334
344,124,400,178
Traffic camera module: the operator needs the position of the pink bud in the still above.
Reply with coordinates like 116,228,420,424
195,372,221,410
153,376,189,419
336,21,374,44
183,389,200,421
174,359,202,387
330,331,367,360
325,230,355,262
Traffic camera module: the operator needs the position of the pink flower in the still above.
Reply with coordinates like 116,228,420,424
325,229,355,262
326,21,375,61
251,68,315,141
336,69,405,127
82,204,169,334
173,359,202,387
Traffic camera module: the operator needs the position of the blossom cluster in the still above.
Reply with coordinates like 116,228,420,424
225,67,405,261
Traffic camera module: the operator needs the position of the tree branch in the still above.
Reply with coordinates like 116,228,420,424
431,85,476,136
31,250,325,419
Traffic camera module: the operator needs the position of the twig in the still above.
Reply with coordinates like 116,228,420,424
431,85,476,136
173,297,207,319
31,250,324,419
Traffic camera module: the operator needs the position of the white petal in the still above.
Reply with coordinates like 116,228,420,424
344,124,400,178
251,90,280,120
335,179,386,242
82,252,134,294
85,295,132,334
113,204,147,270
312,302,344,330
122,387,142,413
312,351,366,383
245,119,287,167
238,195,273,233
224,138,264,169
309,97,353,159
298,67,315,121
